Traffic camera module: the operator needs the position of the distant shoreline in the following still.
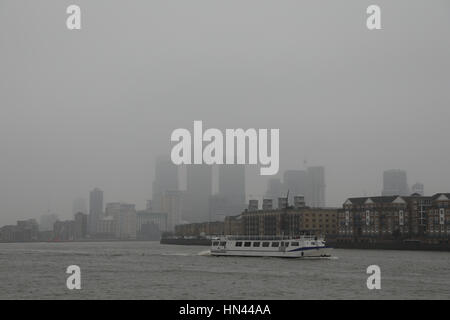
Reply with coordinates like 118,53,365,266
0,239,160,244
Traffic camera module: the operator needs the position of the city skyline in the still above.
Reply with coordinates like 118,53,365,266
1,0,450,228
0,164,432,227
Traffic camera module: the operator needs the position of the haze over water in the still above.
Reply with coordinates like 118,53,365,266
1,242,449,299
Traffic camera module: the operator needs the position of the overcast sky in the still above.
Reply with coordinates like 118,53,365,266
1,0,449,225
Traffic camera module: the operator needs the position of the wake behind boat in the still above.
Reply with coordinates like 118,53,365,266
210,235,332,258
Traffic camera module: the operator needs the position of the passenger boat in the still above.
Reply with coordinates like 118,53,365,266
210,234,332,258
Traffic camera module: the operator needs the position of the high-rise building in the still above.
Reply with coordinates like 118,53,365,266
105,202,137,240
74,212,88,239
162,190,183,231
216,164,246,216
89,188,103,235
382,169,409,196
72,198,87,215
183,164,212,223
265,178,284,201
152,155,179,212
412,182,424,196
209,195,229,221
306,166,326,208
283,170,307,204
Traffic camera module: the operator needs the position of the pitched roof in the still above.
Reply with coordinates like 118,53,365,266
345,196,401,205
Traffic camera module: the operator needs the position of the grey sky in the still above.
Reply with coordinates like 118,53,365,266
1,0,449,225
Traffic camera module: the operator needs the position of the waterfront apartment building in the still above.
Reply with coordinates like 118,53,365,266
136,211,168,232
105,202,137,240
340,196,411,239
338,194,438,240
174,197,337,238
426,193,450,238
0,219,39,242
96,216,116,238
224,214,243,235
241,206,338,237
53,220,75,241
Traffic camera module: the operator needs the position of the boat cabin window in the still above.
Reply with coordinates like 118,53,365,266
220,242,226,246
262,242,270,247
311,242,316,245
244,242,251,247
212,241,219,246
271,242,279,247
291,242,299,246
253,242,260,247
235,242,242,247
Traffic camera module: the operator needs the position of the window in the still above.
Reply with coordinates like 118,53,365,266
262,242,270,247
212,241,219,246
244,242,251,247
253,242,260,247
235,242,242,247
291,242,299,246
220,242,226,246
271,242,279,247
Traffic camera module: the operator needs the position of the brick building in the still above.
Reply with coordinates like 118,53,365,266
241,207,338,237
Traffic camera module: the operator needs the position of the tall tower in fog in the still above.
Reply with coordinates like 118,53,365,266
412,182,424,196
184,165,212,223
283,170,307,204
89,188,103,234
306,166,326,208
265,178,284,200
216,164,246,216
152,155,179,212
382,169,409,196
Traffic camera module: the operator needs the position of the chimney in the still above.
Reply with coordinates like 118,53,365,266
262,199,273,211
248,200,259,211
294,195,306,209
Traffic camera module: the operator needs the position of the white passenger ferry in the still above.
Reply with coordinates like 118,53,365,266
210,235,332,258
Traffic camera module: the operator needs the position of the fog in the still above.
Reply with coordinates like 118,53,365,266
1,0,449,225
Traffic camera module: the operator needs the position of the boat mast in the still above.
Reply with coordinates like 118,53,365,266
281,189,289,238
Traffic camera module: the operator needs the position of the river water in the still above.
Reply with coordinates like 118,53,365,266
0,241,449,299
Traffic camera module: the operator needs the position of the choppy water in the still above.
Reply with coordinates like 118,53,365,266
0,241,449,299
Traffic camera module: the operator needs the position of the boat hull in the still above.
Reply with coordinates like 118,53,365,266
210,246,332,258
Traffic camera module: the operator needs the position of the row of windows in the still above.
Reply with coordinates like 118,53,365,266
233,241,302,248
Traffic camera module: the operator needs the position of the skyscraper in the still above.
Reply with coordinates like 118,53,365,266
152,155,179,212
283,170,307,204
412,182,424,196
89,188,103,235
382,169,409,196
216,164,246,216
162,190,183,231
183,164,212,223
265,178,284,201
74,212,88,239
306,166,326,208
